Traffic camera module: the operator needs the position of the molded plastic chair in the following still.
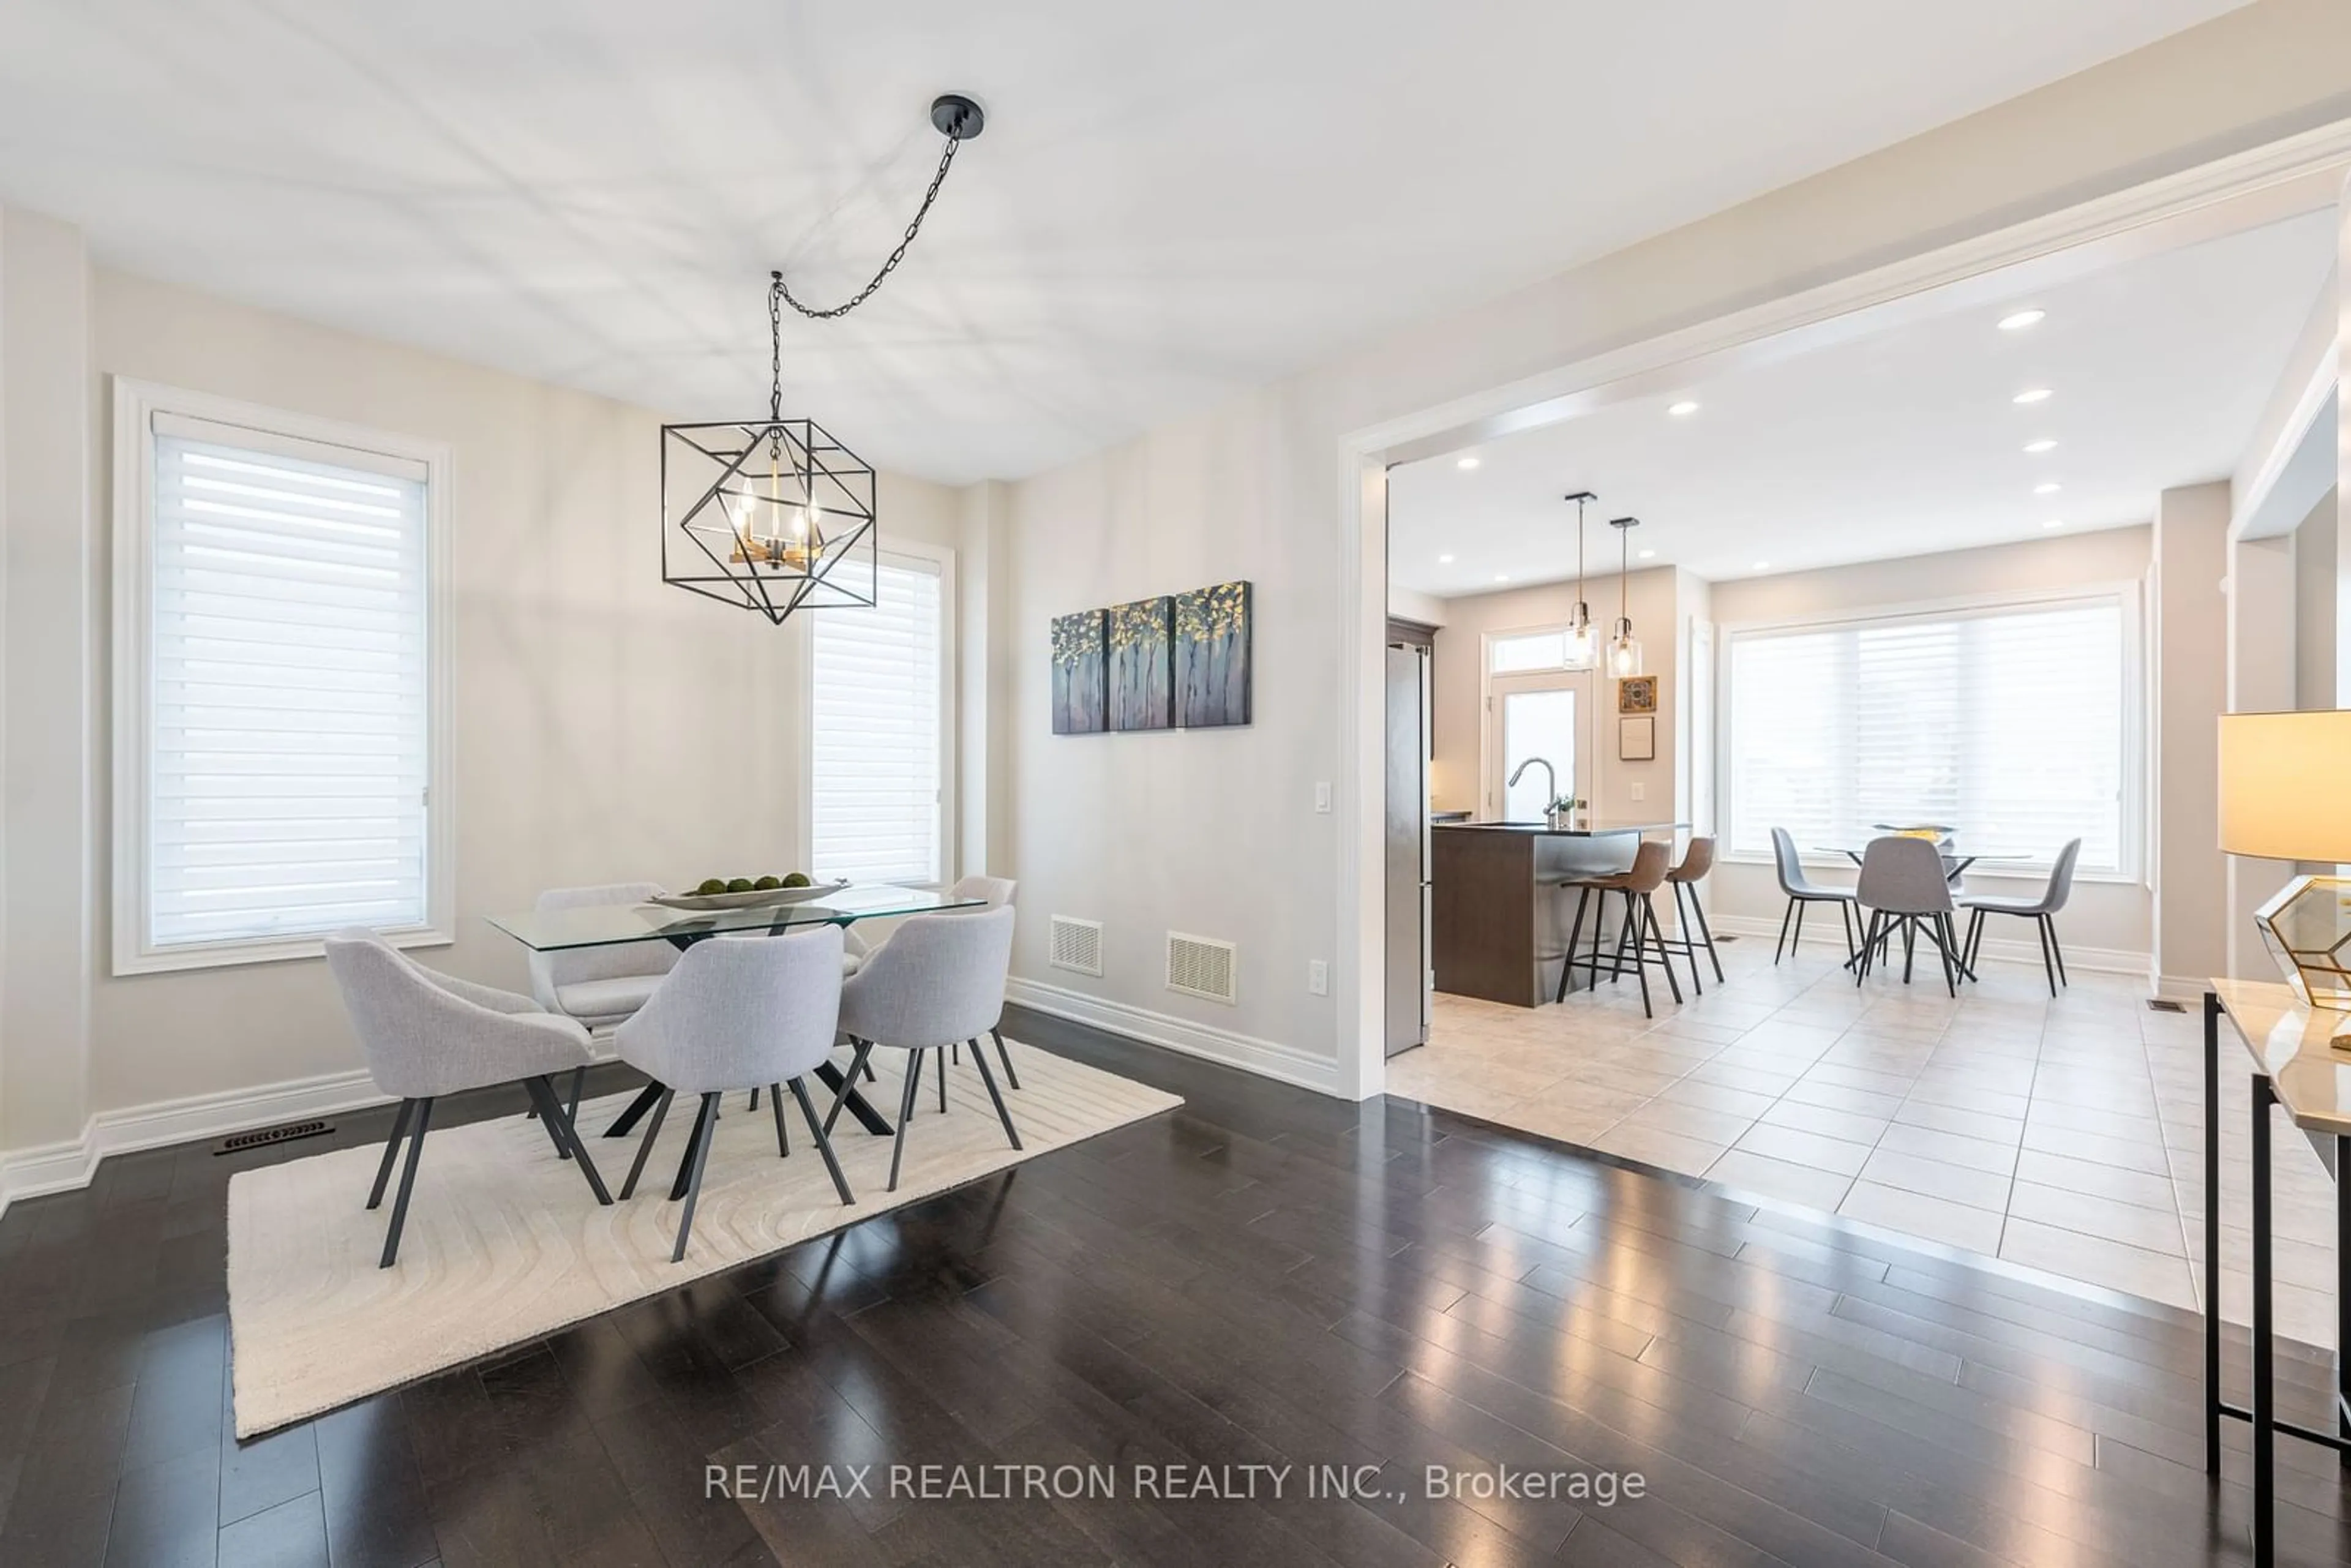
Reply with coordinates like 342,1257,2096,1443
1853,836,1964,996
612,927,852,1262
324,929,612,1268
1771,827,1857,962
832,906,1021,1191
1960,839,2080,996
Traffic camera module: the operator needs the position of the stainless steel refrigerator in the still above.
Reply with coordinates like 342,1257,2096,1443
1385,645,1431,1056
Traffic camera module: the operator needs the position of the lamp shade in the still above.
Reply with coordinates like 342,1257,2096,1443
2218,710,2351,861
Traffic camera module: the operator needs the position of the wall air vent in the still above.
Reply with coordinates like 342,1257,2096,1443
213,1119,334,1157
1049,915,1104,977
1166,932,1238,1005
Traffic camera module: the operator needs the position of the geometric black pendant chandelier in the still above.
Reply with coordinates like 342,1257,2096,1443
661,93,986,623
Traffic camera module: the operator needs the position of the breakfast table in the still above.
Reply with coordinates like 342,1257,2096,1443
486,882,986,1138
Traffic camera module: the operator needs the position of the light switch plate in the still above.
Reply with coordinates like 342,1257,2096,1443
1313,782,1332,814
1308,959,1329,995
1629,782,1646,801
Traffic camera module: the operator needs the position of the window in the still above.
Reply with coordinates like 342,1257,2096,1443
113,383,452,973
810,549,950,885
1723,593,2137,874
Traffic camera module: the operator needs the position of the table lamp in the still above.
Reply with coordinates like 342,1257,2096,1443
2217,710,2351,1045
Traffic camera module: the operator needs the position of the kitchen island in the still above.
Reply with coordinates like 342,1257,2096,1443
1431,821,1687,1007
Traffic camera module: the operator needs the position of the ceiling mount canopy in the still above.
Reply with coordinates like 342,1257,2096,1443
661,93,986,625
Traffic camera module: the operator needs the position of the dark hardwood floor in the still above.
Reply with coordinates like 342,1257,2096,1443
1,1008,2345,1567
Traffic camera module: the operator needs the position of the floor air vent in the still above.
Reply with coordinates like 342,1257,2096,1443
1166,932,1237,1005
214,1119,334,1156
1049,915,1104,977
2147,998,2188,1014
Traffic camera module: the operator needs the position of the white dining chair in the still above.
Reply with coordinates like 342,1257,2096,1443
831,906,1020,1191
526,881,677,1126
324,929,613,1268
612,927,853,1262
842,875,1022,1087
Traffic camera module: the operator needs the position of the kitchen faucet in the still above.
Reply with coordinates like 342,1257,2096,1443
1507,757,1558,823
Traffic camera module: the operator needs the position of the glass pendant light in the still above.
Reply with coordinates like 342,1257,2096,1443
1606,516,1643,678
1562,490,1597,668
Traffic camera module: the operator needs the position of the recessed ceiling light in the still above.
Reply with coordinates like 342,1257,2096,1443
2023,439,2057,454
2042,519,2065,530
1456,456,1480,470
1668,400,1700,417
1998,309,2046,331
1437,553,1455,564
2012,388,2053,405
1751,561,1771,572
1637,549,1656,560
1493,572,1510,583
2034,482,2061,495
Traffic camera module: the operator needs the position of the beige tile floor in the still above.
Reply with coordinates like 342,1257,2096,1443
1385,928,2343,1346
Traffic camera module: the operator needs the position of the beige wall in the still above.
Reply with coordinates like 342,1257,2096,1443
2153,483,2232,991
2293,486,2339,707
1704,527,2157,965
1002,0,2351,1087
1425,568,1684,822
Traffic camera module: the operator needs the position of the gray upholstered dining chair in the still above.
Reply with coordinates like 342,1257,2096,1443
525,882,676,1124
323,929,613,1269
1960,838,2081,996
1771,827,1858,962
830,906,1021,1192
612,926,853,1262
842,874,1023,1086
1853,836,1965,996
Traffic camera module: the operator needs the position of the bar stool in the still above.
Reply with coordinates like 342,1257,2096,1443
1554,839,1683,1018
1663,836,1724,992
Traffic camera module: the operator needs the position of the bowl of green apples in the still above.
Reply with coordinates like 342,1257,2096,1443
648,872,847,912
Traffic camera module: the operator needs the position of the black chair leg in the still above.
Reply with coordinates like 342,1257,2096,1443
1646,895,1684,1005
620,1088,675,1200
668,1093,716,1201
1902,917,1917,984
1839,900,1857,961
1687,883,1725,983
1670,883,1703,996
378,1097,433,1269
2045,916,2069,988
1791,898,1807,955
2035,915,2058,997
367,1098,416,1210
787,1076,855,1206
522,1075,612,1204
825,1042,876,1135
889,1049,924,1192
1932,915,1957,997
1625,893,1653,1018
969,1037,1023,1152
1774,898,1796,963
770,1084,790,1157
991,1027,1019,1090
1855,912,1881,985
669,1092,722,1263
748,1087,759,1111
938,1046,950,1115
1557,885,1591,1003
564,1065,587,1152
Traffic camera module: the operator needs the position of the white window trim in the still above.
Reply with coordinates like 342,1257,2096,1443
1714,579,2148,886
797,538,958,890
110,378,457,975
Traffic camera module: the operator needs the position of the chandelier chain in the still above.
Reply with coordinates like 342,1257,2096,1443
772,134,962,326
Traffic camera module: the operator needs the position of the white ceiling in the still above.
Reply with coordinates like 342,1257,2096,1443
0,1,2249,484
1388,206,2338,594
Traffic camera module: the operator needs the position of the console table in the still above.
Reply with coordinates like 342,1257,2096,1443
2203,982,2351,1566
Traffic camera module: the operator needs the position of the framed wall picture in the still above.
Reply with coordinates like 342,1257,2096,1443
1617,674,1658,715
1050,609,1108,734
1108,596,1175,731
1618,715,1655,761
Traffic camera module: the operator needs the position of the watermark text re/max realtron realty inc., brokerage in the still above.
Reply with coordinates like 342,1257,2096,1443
707,1462,1648,1507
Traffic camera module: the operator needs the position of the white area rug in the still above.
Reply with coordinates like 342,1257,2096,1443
227,1042,1179,1436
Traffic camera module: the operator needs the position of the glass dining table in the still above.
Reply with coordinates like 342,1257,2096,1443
486,882,986,1138
1815,840,2033,981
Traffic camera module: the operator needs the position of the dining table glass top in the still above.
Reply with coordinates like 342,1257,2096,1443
485,883,983,952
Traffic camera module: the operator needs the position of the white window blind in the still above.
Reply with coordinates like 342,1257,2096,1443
147,421,432,948
1725,596,2130,872
811,555,944,884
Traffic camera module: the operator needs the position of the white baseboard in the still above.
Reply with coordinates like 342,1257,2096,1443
1708,913,2151,980
1005,976,1344,1098
0,1067,396,1221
